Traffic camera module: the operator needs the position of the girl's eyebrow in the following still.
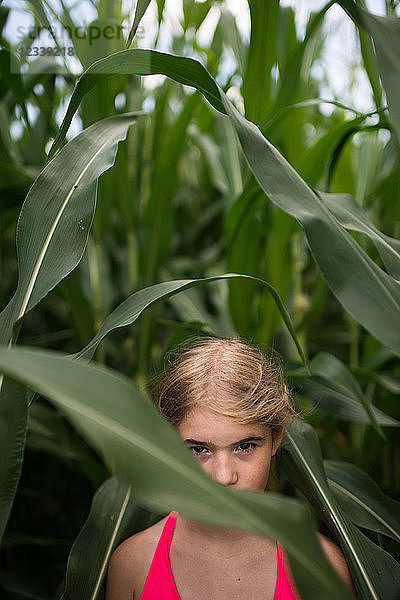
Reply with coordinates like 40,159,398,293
183,436,266,446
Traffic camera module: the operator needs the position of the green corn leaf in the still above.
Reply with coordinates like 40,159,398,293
0,49,29,126
74,274,306,366
61,477,149,600
0,379,29,545
48,49,223,156
264,99,381,136
337,0,400,143
219,8,247,78
226,190,268,337
319,192,400,280
0,113,138,347
27,403,108,482
375,372,400,394
142,92,200,287
297,375,398,428
25,0,69,70
220,93,400,356
48,48,400,357
325,460,400,544
126,0,152,49
156,0,166,24
281,420,400,600
0,102,24,180
293,352,399,431
0,346,353,600
271,1,334,115
182,0,211,32
216,112,244,202
298,117,366,186
358,27,383,111
189,125,229,195
243,0,279,124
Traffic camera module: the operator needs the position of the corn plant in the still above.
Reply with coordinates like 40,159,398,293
0,0,399,598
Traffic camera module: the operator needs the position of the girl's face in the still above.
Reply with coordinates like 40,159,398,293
176,404,282,492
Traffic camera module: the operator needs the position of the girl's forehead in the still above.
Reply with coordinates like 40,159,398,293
176,405,269,440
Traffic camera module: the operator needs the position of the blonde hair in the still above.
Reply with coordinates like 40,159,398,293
155,338,297,435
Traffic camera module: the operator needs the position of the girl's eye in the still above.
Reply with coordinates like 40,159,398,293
236,442,255,453
190,445,209,455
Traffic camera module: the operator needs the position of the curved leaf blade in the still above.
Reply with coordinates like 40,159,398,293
126,0,152,49
298,376,398,427
337,0,400,143
219,91,400,357
281,421,400,600
375,372,400,394
298,116,366,186
320,192,400,280
62,477,148,600
74,274,307,366
264,99,383,135
0,346,352,600
325,460,400,543
0,114,138,347
293,352,399,430
49,49,223,156
0,379,28,545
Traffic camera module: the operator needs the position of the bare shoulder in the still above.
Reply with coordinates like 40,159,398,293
105,516,167,600
317,533,354,593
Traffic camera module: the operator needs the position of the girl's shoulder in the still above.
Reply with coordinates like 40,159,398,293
316,533,354,592
113,515,168,560
105,516,168,600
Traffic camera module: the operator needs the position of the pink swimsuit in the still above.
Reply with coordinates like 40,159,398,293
139,512,300,599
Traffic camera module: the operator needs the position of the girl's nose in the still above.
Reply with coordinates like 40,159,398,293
212,454,238,486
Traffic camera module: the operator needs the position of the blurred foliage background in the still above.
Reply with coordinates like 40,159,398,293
0,0,399,597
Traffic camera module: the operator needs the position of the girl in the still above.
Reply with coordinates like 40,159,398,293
106,338,353,599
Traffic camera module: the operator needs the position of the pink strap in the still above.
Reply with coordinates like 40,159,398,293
163,510,178,553
139,512,181,600
276,544,300,599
